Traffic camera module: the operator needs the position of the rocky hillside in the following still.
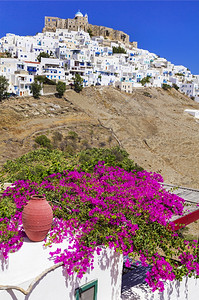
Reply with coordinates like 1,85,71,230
1,86,199,188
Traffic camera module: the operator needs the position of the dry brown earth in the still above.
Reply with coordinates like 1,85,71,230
1,86,199,188
0,93,118,166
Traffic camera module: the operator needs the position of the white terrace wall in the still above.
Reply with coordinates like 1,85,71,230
0,238,123,300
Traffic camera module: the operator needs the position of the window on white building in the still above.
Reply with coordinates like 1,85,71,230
75,280,98,300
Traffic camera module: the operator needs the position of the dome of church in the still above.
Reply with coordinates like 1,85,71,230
75,10,83,17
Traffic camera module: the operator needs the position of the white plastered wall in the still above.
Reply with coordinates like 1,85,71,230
0,238,123,300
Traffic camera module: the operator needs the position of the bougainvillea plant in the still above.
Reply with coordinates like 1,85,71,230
0,162,199,292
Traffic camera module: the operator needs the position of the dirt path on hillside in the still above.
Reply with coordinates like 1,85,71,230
0,94,117,165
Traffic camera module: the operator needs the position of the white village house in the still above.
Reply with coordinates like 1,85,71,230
0,11,198,99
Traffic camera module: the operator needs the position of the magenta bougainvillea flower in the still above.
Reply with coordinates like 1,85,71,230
0,162,198,291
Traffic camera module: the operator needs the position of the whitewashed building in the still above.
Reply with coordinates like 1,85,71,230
0,22,199,98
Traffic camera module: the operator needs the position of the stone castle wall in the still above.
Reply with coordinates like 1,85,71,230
130,41,138,48
88,24,129,44
43,16,130,45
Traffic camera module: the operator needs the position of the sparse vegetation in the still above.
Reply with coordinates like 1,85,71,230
162,83,172,90
68,131,78,140
143,91,152,98
175,73,185,77
52,131,63,142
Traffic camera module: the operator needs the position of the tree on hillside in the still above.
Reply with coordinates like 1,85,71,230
37,52,50,62
162,83,171,91
140,76,151,86
56,81,66,97
0,75,9,101
73,74,83,93
172,83,179,91
112,46,126,54
31,81,42,98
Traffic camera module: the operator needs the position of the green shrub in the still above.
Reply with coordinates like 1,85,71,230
0,197,16,219
37,52,50,62
81,139,90,149
140,76,151,86
35,135,52,149
52,131,63,144
99,142,106,147
0,148,68,183
87,28,93,37
112,46,126,54
68,131,78,140
162,83,171,91
175,73,185,77
64,145,76,156
78,147,143,173
172,83,179,91
35,75,56,85
0,147,143,183
143,91,152,98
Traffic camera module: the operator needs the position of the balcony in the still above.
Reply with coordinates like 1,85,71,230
43,69,58,74
27,67,37,73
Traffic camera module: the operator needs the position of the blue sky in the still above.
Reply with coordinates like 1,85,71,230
0,1,199,74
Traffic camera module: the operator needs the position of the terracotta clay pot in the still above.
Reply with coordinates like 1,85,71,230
22,195,53,242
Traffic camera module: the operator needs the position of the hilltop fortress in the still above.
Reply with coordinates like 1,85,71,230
43,11,136,46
